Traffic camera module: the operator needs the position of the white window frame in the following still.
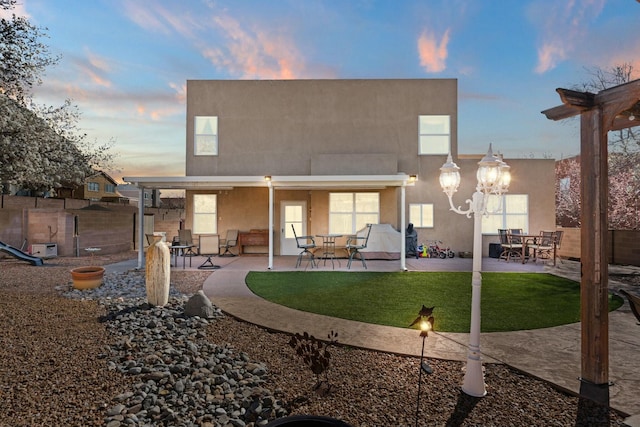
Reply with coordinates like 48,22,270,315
105,183,115,193
409,203,434,228
194,116,218,156
87,182,99,192
193,194,217,234
418,115,450,155
481,194,529,234
329,192,379,234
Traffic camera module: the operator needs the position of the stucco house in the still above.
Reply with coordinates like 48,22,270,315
124,79,555,269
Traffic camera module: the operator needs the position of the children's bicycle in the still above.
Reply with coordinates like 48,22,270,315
427,240,455,259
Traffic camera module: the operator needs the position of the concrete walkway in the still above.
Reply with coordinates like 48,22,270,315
107,255,640,423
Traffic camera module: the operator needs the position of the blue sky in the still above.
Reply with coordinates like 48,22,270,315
7,0,640,181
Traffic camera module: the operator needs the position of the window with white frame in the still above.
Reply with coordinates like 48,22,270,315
329,193,379,234
87,182,99,192
418,115,450,155
193,194,217,234
481,194,529,234
105,183,115,193
409,203,434,228
194,116,218,156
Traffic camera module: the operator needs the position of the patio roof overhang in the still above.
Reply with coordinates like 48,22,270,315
122,174,416,190
124,173,415,271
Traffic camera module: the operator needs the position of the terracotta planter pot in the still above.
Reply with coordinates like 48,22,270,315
70,266,105,290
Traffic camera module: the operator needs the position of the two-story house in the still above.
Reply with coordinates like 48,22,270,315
124,79,556,269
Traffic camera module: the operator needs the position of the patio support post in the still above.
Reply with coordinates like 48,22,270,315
401,185,407,270
268,182,274,269
137,186,145,270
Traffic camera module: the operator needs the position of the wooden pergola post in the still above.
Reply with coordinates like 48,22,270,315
542,79,640,404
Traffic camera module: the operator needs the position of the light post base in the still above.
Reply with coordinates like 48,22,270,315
462,356,487,397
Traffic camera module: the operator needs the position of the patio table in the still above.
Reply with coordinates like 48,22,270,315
316,234,343,269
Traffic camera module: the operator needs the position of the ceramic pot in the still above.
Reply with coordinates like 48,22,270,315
146,235,171,306
70,266,105,290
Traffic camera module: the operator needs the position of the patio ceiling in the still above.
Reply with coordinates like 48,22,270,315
122,174,416,190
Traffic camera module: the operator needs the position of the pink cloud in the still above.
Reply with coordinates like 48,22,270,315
203,14,306,79
417,29,450,73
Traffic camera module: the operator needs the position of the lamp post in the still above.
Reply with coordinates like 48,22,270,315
439,144,511,397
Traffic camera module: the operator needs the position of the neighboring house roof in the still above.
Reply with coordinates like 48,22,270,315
87,170,120,187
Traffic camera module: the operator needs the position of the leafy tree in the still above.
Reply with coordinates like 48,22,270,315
0,95,92,193
0,1,114,194
0,0,59,105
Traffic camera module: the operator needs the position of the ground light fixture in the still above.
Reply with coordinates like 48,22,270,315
410,305,434,427
439,144,511,397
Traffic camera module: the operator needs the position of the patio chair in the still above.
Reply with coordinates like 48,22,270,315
292,224,316,268
178,229,198,256
528,231,555,262
219,229,239,257
498,229,523,262
198,234,221,270
620,289,640,325
346,224,373,269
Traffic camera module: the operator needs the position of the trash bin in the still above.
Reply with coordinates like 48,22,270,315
489,243,502,258
406,223,418,258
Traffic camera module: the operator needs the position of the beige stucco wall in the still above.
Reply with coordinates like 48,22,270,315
183,79,556,257
186,79,458,177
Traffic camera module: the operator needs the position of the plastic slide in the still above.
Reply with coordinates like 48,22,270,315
0,241,44,266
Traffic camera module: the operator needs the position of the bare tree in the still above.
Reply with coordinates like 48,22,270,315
577,63,639,154
557,64,640,229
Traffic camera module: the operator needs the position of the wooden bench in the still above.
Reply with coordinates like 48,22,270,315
238,230,269,254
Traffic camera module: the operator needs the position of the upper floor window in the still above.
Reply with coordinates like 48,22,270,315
105,184,115,193
481,194,529,234
195,116,218,156
409,203,434,228
418,115,450,155
87,182,99,192
329,192,379,234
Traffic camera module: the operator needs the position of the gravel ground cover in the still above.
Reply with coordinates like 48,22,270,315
0,252,631,426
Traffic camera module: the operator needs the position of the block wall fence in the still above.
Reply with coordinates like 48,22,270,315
0,195,184,257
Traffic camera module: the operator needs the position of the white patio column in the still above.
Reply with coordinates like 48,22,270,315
268,182,274,269
137,186,145,269
400,185,407,270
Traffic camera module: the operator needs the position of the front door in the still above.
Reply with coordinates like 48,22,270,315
281,201,307,255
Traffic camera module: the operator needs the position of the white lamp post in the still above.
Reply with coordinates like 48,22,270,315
439,144,511,397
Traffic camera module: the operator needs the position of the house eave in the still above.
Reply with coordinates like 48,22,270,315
122,174,415,190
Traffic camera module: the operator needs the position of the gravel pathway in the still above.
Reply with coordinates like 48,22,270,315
0,253,630,426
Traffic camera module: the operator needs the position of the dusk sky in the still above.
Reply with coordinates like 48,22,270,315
6,0,640,182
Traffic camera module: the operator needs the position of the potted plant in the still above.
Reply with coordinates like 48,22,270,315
70,247,105,290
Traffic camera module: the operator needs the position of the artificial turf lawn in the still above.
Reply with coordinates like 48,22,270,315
246,271,624,333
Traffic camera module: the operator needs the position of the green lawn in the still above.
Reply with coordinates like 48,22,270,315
246,271,624,333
